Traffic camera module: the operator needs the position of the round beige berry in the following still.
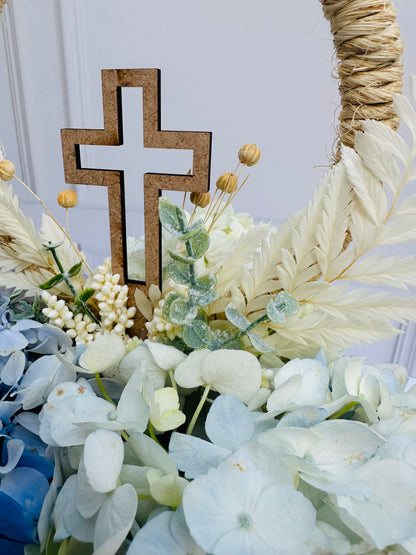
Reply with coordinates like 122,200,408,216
216,172,238,194
0,160,16,181
57,189,78,208
190,191,211,208
238,144,261,166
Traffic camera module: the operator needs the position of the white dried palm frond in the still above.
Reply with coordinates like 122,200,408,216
215,224,271,296
0,267,71,295
214,78,416,354
0,182,51,272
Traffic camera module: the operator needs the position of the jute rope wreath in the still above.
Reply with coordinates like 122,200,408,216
320,0,403,161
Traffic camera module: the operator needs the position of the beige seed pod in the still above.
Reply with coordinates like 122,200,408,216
216,172,238,194
238,144,261,166
57,189,78,208
190,191,211,208
0,160,16,181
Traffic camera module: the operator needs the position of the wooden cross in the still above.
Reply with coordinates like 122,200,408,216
61,68,212,334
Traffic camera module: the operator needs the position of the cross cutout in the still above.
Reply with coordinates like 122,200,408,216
61,69,212,334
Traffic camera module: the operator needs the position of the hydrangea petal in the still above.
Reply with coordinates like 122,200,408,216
0,491,37,543
0,329,28,355
200,350,261,402
174,350,208,389
145,340,186,371
205,394,256,450
93,484,138,555
0,439,24,474
79,334,126,374
75,454,107,518
128,432,178,476
0,466,49,519
84,430,123,493
1,351,25,386
169,432,229,479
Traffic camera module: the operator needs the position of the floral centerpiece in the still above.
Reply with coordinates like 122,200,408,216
1,1,416,554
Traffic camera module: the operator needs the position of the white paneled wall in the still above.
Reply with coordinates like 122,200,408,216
1,0,416,370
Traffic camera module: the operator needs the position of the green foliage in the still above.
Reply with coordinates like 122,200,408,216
67,261,83,278
159,198,216,350
39,273,64,290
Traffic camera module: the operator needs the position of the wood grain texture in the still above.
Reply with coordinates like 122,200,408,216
61,68,212,334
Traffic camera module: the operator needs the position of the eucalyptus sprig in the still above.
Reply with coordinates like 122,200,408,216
159,198,299,353
159,197,218,349
222,292,299,353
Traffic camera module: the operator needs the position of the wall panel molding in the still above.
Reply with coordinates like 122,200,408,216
1,3,35,188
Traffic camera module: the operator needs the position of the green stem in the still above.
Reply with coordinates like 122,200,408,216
95,372,116,405
187,384,211,435
148,421,164,448
221,313,269,349
169,370,177,392
50,246,78,297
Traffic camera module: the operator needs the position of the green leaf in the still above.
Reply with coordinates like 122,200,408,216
162,293,183,321
186,228,210,259
168,298,198,325
67,261,83,278
247,331,275,353
75,288,95,304
32,295,41,315
225,304,250,331
159,198,188,236
168,260,193,285
39,273,64,290
168,250,195,264
195,289,219,307
179,220,204,240
183,319,211,349
189,274,217,295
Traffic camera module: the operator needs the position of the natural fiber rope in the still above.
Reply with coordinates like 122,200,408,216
320,0,403,162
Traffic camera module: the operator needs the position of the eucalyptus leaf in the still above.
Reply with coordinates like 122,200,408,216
189,274,217,296
186,228,210,259
159,198,187,237
168,298,198,325
225,304,250,331
195,289,219,308
179,220,205,240
67,262,83,278
273,291,299,317
168,260,193,285
247,331,275,353
162,293,183,322
168,250,195,265
43,241,64,250
183,320,211,349
39,274,64,290
266,299,286,323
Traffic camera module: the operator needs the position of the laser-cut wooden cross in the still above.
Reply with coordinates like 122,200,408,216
61,69,212,334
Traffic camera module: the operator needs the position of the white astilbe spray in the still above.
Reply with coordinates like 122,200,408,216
210,78,416,357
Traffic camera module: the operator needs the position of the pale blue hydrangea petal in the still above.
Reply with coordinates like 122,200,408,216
75,454,107,519
0,351,25,386
93,484,138,555
11,320,42,332
0,329,28,356
84,430,123,493
183,455,316,555
205,395,256,450
38,449,63,550
334,458,416,550
79,334,126,374
119,464,152,496
127,507,205,554
28,324,72,354
116,369,149,433
169,432,230,479
119,343,159,385
376,433,416,466
277,406,328,428
0,438,24,474
14,411,40,436
0,401,21,422
52,474,96,543
128,432,178,476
